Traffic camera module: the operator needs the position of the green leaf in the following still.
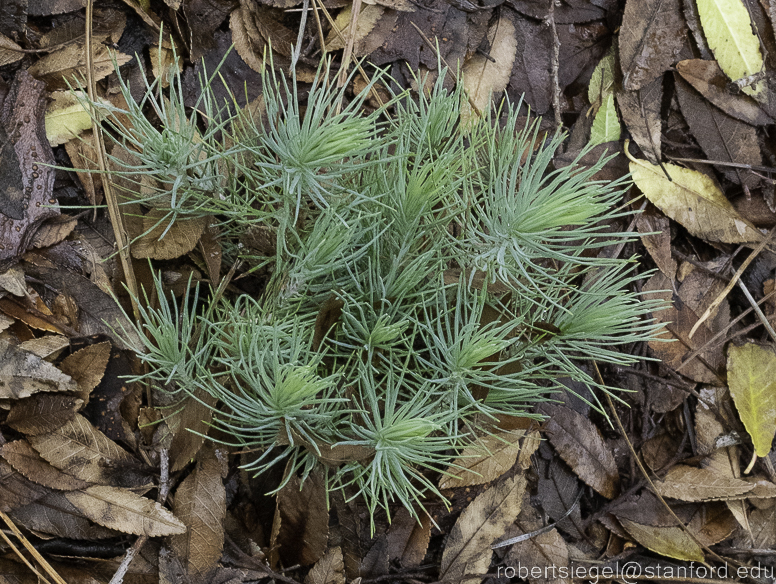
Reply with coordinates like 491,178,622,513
588,48,616,106
589,93,621,146
696,0,764,98
727,343,776,457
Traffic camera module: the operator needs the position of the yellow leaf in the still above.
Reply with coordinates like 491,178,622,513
619,518,705,562
696,0,764,98
325,5,385,53
626,144,762,243
727,343,776,457
45,91,93,147
588,48,616,105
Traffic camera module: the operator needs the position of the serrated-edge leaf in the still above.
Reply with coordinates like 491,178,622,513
65,485,186,536
727,343,776,456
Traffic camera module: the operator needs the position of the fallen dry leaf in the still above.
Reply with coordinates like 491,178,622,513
439,430,529,489
65,485,186,536
440,474,526,584
1,439,91,490
305,546,345,584
4,394,83,435
27,413,137,485
540,403,620,499
170,446,226,583
654,465,754,501
0,338,78,398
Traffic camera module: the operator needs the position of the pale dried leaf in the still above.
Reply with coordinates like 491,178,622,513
131,213,207,260
305,546,345,584
440,475,526,584
28,40,132,90
59,341,111,397
654,465,754,501
170,447,226,583
619,518,705,561
1,439,91,490
0,338,78,398
65,485,186,536
28,413,136,484
9,490,119,539
440,431,527,489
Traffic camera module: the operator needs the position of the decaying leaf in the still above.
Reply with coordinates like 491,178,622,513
9,490,120,540
0,70,59,265
28,39,131,90
0,458,49,512
326,4,386,54
644,269,732,384
617,76,663,164
696,0,765,98
503,490,570,584
27,413,137,485
170,446,226,583
636,210,676,280
619,0,685,90
65,485,186,536
64,130,102,205
305,546,345,584
440,474,526,584
674,75,761,188
274,470,329,567
588,48,616,107
540,403,619,499
4,394,83,435
462,13,517,121
1,439,91,490
168,389,216,472
654,464,754,501
675,59,773,126
440,430,536,489
628,151,762,243
727,343,776,457
0,32,24,67
0,338,78,398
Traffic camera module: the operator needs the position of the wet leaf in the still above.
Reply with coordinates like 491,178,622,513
540,403,619,499
0,338,78,398
305,546,345,584
696,0,765,98
654,465,754,501
619,0,685,90
170,446,226,583
65,485,186,536
628,153,762,243
0,70,59,264
727,343,776,457
440,475,525,584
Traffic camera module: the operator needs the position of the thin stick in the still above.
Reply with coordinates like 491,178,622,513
546,0,562,130
85,0,141,323
689,223,776,339
0,510,68,584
